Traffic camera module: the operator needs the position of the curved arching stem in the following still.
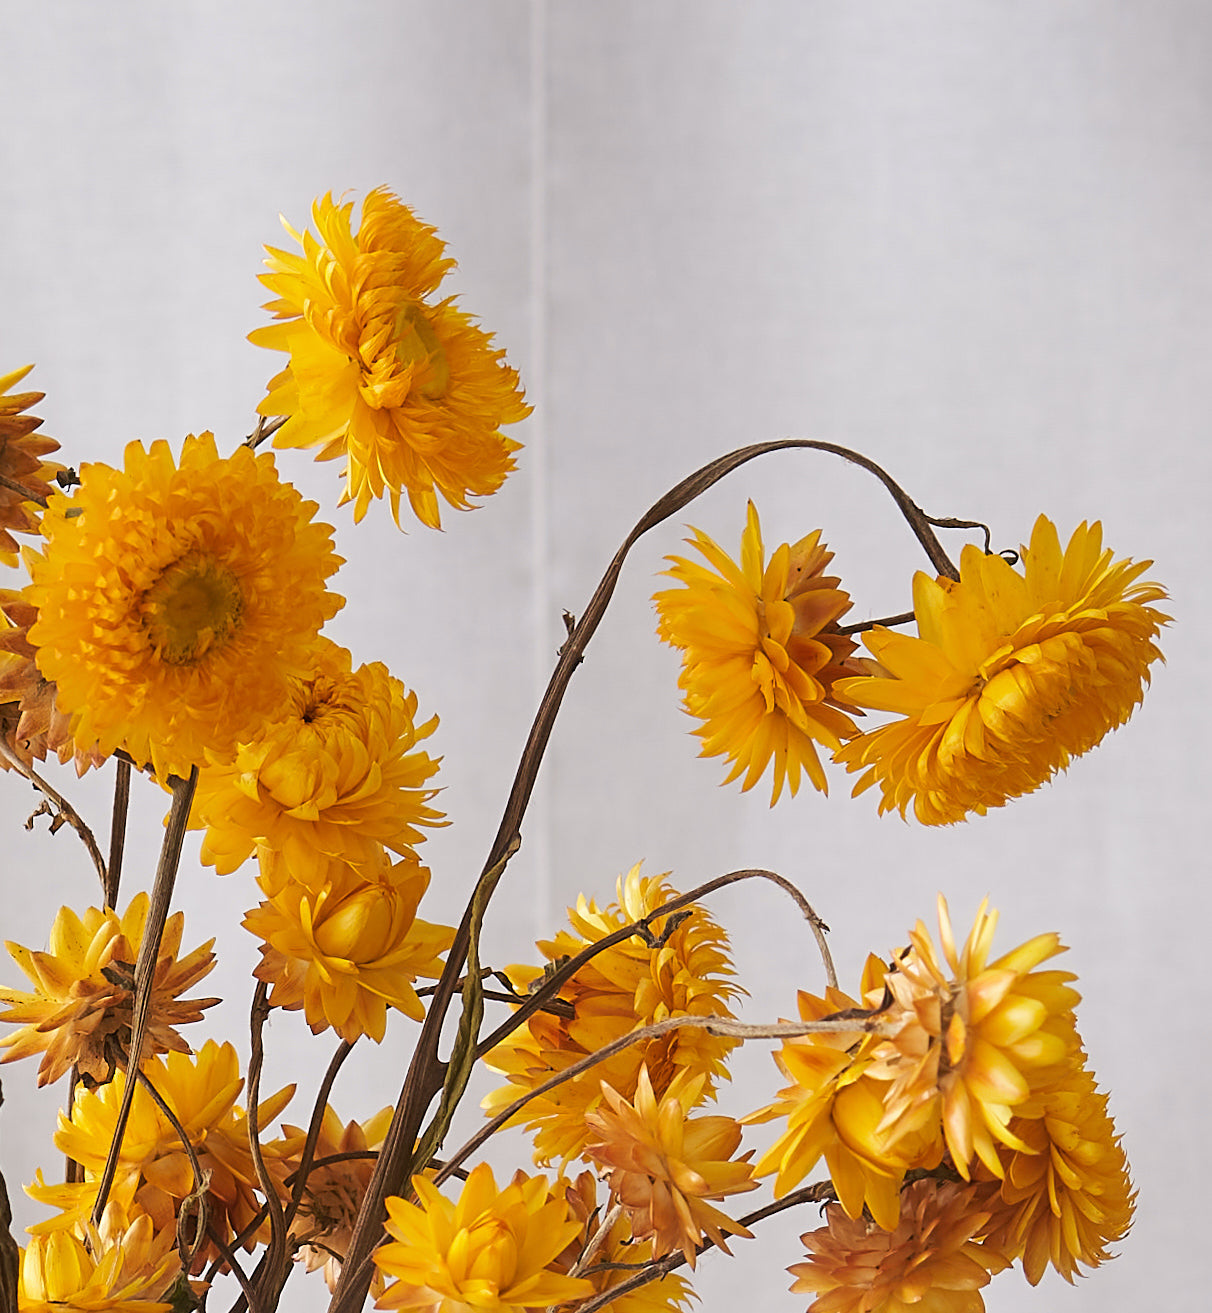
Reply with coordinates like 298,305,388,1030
328,440,963,1313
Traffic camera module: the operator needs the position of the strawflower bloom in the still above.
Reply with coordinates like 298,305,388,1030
834,516,1169,824
0,587,104,773
32,1040,293,1272
251,188,530,529
553,1172,696,1313
789,1179,1009,1313
193,640,444,884
372,1162,595,1312
26,431,344,778
0,364,62,567
18,1214,181,1312
585,1065,757,1267
243,847,453,1043
974,1054,1135,1285
655,502,862,803
279,1103,393,1292
0,894,218,1086
866,896,1078,1181
744,982,941,1233
482,864,741,1164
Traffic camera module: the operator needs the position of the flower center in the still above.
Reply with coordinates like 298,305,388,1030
140,552,243,666
392,302,450,399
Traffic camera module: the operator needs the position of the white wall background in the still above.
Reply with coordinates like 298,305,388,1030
1,3,1208,1310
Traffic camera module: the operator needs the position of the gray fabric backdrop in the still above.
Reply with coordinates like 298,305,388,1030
1,3,1207,1309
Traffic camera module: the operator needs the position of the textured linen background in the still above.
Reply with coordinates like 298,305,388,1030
1,3,1208,1310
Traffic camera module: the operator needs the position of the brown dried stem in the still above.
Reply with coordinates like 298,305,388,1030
104,757,131,909
135,1068,211,1268
90,765,197,1227
245,983,289,1310
0,736,106,885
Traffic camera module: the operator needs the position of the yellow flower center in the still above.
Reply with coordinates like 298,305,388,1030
140,551,243,666
393,302,449,399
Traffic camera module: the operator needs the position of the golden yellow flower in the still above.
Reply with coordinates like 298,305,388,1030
193,639,444,884
868,897,1078,1181
834,516,1169,824
26,431,344,779
0,364,63,567
482,864,742,1164
373,1162,595,1312
789,1179,1009,1313
250,188,530,529
552,1172,696,1313
279,1104,393,1293
32,1040,294,1273
0,894,218,1086
18,1212,181,1312
744,983,940,1233
243,847,453,1043
974,1054,1134,1285
585,1065,757,1267
655,502,862,803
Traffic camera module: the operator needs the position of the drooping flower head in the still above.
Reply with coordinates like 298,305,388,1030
655,502,862,804
372,1162,595,1312
31,1040,293,1274
585,1064,758,1267
243,847,453,1043
0,364,63,567
834,516,1169,824
0,894,218,1086
193,639,444,884
974,1054,1135,1285
789,1179,1010,1313
26,432,344,778
251,188,530,529
482,864,742,1164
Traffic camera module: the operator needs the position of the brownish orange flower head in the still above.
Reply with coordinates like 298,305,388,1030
279,1104,393,1293
0,894,218,1086
585,1064,757,1268
0,364,63,567
790,1179,1010,1313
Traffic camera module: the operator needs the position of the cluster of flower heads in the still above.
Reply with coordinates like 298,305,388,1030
656,503,1168,824
0,184,1157,1313
748,897,1135,1309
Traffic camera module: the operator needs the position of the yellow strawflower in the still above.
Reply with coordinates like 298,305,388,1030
482,864,741,1164
834,516,1168,824
251,188,530,529
744,980,941,1233
193,639,443,885
0,364,62,567
243,847,453,1043
373,1162,595,1312
655,502,862,803
585,1065,757,1267
789,1179,1010,1313
26,431,344,778
866,896,1078,1180
974,1053,1135,1285
18,1213,181,1312
0,894,218,1085
31,1040,293,1273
